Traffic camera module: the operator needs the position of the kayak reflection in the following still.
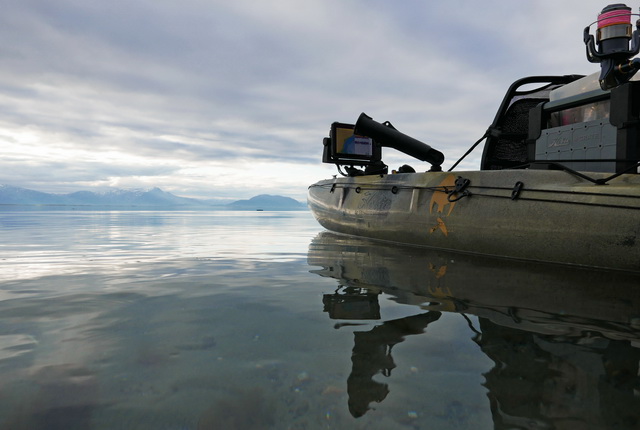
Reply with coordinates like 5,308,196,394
323,286,441,417
308,232,640,427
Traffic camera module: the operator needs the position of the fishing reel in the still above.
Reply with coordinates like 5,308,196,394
584,3,640,90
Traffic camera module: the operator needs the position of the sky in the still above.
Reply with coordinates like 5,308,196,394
0,0,626,201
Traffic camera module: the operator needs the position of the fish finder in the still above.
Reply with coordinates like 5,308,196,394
322,122,382,166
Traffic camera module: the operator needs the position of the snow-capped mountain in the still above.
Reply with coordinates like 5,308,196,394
0,185,205,206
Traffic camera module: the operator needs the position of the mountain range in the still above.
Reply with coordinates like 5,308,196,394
0,185,306,210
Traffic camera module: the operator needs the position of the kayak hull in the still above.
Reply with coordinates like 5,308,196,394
308,170,640,271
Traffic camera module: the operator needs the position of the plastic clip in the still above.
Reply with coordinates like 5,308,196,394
447,177,471,202
511,181,524,200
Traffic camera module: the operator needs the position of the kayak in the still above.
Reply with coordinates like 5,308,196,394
309,3,640,271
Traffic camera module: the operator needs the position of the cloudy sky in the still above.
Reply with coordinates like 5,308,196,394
0,0,622,201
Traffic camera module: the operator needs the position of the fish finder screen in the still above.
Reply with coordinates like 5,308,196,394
323,122,381,166
335,127,373,156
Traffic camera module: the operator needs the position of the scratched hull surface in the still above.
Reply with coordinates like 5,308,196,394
307,169,640,271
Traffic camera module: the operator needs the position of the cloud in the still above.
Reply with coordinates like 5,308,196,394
0,0,618,199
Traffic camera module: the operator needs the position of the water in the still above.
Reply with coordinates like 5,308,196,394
1,209,639,429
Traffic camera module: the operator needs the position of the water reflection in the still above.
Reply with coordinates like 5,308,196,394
308,232,640,428
0,210,316,282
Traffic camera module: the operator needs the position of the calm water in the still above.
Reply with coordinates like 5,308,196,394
1,209,639,429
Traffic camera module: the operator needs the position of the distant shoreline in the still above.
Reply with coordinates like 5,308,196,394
0,185,307,210
0,204,308,211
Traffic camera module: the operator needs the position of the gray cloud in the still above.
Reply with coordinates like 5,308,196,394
0,0,612,199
